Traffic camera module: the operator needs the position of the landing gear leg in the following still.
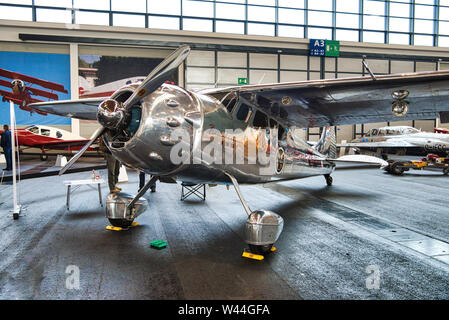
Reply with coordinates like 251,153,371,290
324,174,333,186
223,172,283,255
126,175,159,209
105,176,158,228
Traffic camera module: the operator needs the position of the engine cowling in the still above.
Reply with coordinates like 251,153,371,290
105,84,200,176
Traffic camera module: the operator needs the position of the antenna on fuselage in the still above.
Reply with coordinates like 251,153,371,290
362,55,377,81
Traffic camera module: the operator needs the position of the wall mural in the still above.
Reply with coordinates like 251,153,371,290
78,55,178,99
0,51,71,125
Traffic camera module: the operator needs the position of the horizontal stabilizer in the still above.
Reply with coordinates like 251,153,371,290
329,155,388,168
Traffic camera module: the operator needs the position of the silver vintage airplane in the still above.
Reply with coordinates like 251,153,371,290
339,125,449,159
29,45,449,254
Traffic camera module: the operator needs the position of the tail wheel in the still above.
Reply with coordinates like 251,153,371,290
324,174,333,186
276,148,284,174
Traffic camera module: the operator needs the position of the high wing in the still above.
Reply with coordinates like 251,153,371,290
28,69,449,127
29,98,104,120
339,140,415,148
202,70,449,128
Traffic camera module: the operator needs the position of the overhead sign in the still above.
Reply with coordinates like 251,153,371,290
309,39,340,57
325,40,340,57
238,77,248,85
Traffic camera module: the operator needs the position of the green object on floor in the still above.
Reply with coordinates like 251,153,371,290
150,240,167,249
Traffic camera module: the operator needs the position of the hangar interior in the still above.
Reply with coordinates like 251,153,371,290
1,0,449,300
2,0,449,142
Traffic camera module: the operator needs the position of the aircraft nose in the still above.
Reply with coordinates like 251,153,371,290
108,84,200,175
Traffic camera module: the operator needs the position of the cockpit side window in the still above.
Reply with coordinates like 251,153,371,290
41,129,50,137
252,110,268,128
378,129,386,136
365,131,371,137
235,103,252,122
371,129,378,136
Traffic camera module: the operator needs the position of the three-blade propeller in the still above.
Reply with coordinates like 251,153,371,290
58,45,191,175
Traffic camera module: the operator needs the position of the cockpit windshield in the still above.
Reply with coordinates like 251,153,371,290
403,127,420,134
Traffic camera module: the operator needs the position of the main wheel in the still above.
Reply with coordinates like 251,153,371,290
248,244,273,255
108,218,134,228
324,174,333,186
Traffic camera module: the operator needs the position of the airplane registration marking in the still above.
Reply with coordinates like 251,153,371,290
425,144,447,151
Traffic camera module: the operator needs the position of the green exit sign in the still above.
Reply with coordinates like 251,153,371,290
325,40,340,57
238,77,248,85
310,39,340,57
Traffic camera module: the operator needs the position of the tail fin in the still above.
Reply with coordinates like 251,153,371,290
314,126,337,159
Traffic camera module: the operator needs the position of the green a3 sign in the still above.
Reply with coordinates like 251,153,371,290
309,39,340,57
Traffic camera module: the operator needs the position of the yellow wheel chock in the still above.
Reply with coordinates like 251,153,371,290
242,246,276,261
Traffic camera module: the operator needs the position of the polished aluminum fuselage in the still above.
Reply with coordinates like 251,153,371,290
107,84,334,185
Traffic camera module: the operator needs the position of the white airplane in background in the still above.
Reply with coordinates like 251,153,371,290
340,126,449,159
0,125,96,160
79,76,145,99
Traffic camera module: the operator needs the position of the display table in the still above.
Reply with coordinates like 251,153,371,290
63,179,105,210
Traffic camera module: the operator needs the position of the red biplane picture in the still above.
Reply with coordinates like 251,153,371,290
0,68,68,115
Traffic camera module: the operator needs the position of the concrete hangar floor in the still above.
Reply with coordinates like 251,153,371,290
0,167,448,299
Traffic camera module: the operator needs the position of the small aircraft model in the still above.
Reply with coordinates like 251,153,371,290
28,45,449,253
0,68,68,114
0,125,95,159
434,127,449,134
340,126,449,158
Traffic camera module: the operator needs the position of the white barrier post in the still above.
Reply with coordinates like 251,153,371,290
10,101,21,219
